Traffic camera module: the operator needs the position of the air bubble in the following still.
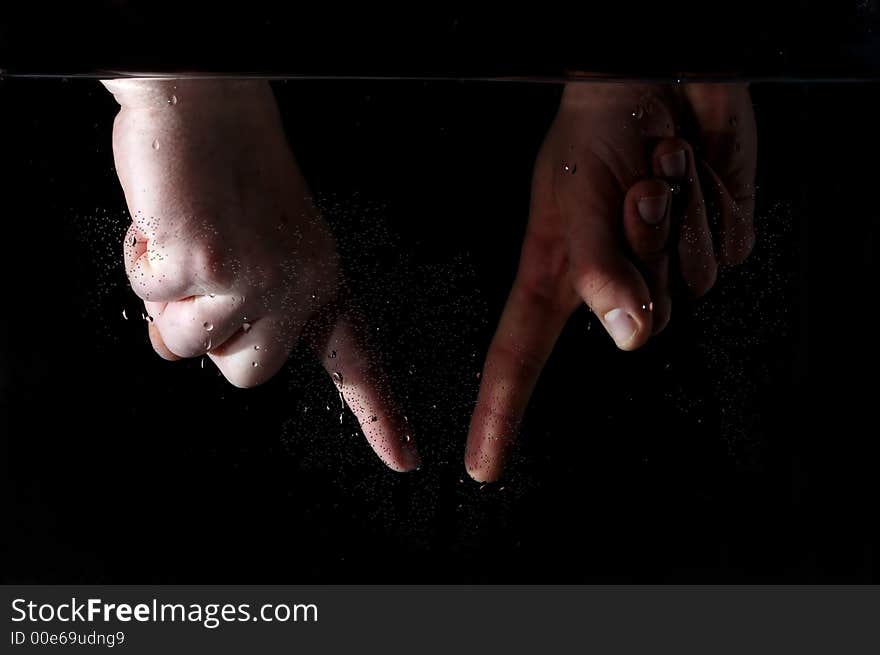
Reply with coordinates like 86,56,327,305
252,361,259,368
632,105,644,120
168,94,178,105
242,323,252,333
203,322,213,331
151,139,160,150
329,349,337,359
332,371,343,386
122,309,128,320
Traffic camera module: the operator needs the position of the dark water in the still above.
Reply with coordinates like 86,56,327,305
0,77,876,582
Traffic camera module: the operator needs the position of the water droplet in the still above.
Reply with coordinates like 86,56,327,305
242,322,252,333
128,234,137,247
200,357,205,369
168,94,178,105
151,139,160,150
203,322,213,331
671,183,682,195
329,349,337,359
252,361,259,368
632,105,644,120
122,309,128,320
146,314,154,323
332,371,343,386
405,434,411,442
476,371,481,379
562,161,577,174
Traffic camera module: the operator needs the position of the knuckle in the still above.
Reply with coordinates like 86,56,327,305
491,339,544,381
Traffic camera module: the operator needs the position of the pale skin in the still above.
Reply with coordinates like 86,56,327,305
102,79,755,481
102,78,420,472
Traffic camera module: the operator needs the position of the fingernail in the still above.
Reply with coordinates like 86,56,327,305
637,194,668,224
660,150,687,177
603,308,638,347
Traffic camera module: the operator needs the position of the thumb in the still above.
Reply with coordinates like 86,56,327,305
556,155,654,349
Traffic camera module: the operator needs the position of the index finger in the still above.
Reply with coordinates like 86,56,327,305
465,260,571,482
308,307,422,473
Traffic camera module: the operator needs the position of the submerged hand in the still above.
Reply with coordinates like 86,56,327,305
104,78,420,472
466,82,756,481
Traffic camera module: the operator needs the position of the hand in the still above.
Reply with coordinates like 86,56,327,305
104,78,420,472
465,82,756,481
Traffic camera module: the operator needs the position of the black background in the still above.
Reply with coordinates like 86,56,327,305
3,2,880,79
1,5,878,583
